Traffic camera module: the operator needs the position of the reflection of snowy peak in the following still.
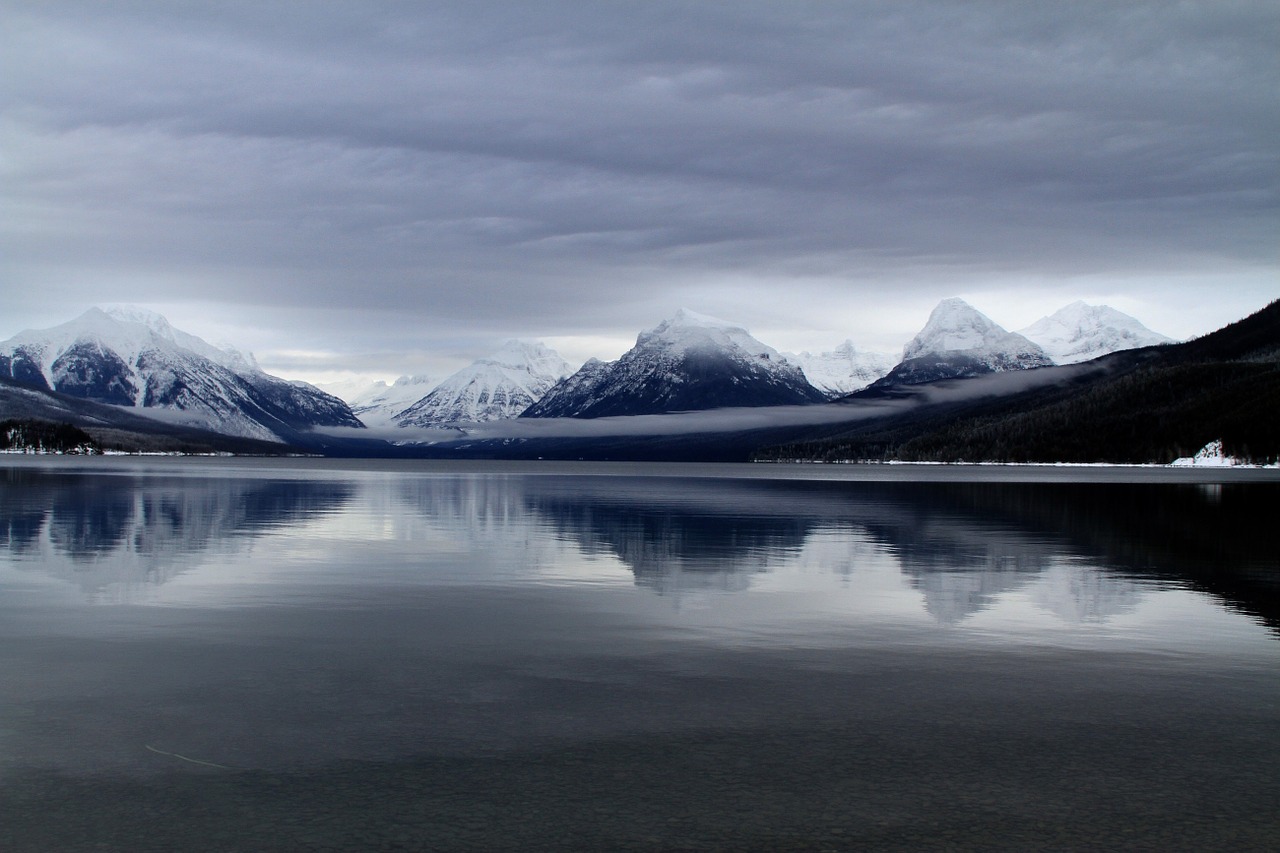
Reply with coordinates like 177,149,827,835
788,340,894,397
1017,301,1173,364
522,309,825,418
872,298,1052,388
347,375,435,427
5,472,355,603
0,307,362,442
396,340,572,426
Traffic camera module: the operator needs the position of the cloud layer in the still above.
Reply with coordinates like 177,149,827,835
4,1,1276,382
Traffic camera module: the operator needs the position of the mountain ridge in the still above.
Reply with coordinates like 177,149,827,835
0,307,362,443
763,299,1280,464
522,309,826,418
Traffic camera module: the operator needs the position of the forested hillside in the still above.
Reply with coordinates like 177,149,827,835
761,300,1280,464
1,420,100,454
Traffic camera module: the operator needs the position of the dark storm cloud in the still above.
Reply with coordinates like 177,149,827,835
3,1,1276,375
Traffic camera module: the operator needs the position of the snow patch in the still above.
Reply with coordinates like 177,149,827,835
1171,440,1241,467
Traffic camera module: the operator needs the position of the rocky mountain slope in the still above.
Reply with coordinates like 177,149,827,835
522,310,826,418
0,307,362,443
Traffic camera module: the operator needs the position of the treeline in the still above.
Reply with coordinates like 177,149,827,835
1,419,102,454
760,300,1280,465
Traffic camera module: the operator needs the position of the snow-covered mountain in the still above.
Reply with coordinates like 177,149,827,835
0,307,362,442
870,298,1053,389
1017,301,1173,364
787,340,895,398
522,309,826,419
520,357,615,418
343,374,436,427
395,340,572,427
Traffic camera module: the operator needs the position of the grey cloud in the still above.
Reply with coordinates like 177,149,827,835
2,1,1276,375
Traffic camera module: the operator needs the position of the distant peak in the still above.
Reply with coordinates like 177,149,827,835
493,338,551,355
928,297,985,318
667,308,736,328
642,309,749,342
918,298,1002,335
392,374,434,387
100,304,174,330
484,339,565,367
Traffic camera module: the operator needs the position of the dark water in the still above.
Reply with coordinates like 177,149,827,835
1,458,1277,851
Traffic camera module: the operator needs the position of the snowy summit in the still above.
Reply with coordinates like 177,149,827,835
395,340,572,427
522,309,825,418
787,340,895,398
1017,301,1173,364
346,375,437,428
870,298,1053,388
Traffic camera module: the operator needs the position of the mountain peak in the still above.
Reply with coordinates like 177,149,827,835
904,298,1021,360
394,340,572,427
523,313,824,419
484,339,567,372
1018,302,1173,364
787,339,894,398
101,304,175,333
666,308,736,328
868,299,1051,389
0,306,361,441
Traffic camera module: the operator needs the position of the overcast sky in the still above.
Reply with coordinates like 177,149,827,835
3,1,1276,389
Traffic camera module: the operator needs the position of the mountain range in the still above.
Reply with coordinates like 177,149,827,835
764,299,1280,465
6,297,1263,464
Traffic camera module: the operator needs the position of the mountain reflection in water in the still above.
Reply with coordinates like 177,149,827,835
3,463,1275,631
1,466,355,600
1,460,1277,852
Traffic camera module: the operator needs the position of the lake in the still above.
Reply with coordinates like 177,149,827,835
1,457,1277,851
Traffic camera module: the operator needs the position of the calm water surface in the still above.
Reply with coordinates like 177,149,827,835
1,457,1277,851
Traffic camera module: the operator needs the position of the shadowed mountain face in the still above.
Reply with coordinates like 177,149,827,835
522,310,826,418
0,308,363,444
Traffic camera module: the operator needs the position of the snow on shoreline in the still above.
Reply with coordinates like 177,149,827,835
765,440,1278,469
